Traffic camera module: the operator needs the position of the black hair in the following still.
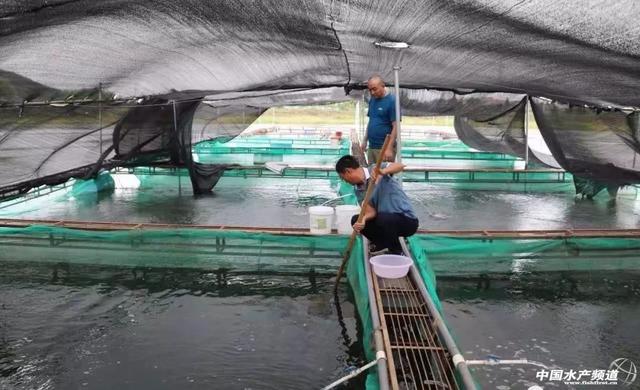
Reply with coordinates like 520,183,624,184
335,155,360,173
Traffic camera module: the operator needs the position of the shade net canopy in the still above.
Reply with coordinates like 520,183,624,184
1,0,639,107
392,89,561,167
1,1,640,195
0,87,351,196
531,97,640,189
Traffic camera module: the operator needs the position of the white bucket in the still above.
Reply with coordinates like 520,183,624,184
335,205,361,234
308,206,334,235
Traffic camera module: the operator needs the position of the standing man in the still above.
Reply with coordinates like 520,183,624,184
335,155,419,255
361,75,399,163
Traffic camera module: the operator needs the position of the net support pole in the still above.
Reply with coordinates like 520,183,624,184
393,64,403,185
360,94,366,142
172,100,182,195
354,99,361,143
524,97,529,170
98,82,103,155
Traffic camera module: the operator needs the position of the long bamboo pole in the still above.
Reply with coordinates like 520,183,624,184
333,134,393,293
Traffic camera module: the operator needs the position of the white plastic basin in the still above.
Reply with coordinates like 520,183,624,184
369,254,413,279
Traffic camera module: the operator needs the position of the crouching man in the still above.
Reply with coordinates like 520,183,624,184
335,155,419,255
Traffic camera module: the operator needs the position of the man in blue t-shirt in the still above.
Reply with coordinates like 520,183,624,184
335,155,419,255
361,75,399,164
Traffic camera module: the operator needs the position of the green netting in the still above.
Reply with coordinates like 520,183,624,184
337,179,380,389
110,166,576,193
216,167,574,192
402,170,574,191
344,236,381,390
192,135,525,169
223,167,340,180
196,146,349,155
415,235,640,276
407,236,443,311
0,180,73,211
196,137,350,147
193,137,349,155
70,170,115,196
0,171,114,213
0,176,358,273
0,225,351,273
196,154,345,165
402,148,516,161
196,151,348,166
403,159,519,170
192,136,351,165
402,140,470,150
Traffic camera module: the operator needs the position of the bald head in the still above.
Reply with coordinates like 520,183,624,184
367,75,386,98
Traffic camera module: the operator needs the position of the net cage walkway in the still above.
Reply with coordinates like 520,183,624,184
2,218,640,238
401,149,517,162
195,145,350,156
110,164,571,185
193,138,351,156
0,219,347,275
0,161,572,205
193,138,513,162
366,240,469,390
197,136,351,147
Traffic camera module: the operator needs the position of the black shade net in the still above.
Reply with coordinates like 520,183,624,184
381,89,560,167
2,1,639,107
0,88,352,197
1,1,640,194
531,97,640,193
0,103,125,196
453,99,559,168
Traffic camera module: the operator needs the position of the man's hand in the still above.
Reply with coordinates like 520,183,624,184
384,148,395,161
371,167,386,183
353,220,366,233
360,142,367,152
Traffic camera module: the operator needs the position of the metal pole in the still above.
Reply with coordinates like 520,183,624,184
172,100,178,138
393,65,403,184
98,83,103,155
524,98,529,170
361,94,366,142
354,99,360,143
632,114,639,169
172,100,182,195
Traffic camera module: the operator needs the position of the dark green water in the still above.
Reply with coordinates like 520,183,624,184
439,271,640,389
4,265,639,389
0,262,365,390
